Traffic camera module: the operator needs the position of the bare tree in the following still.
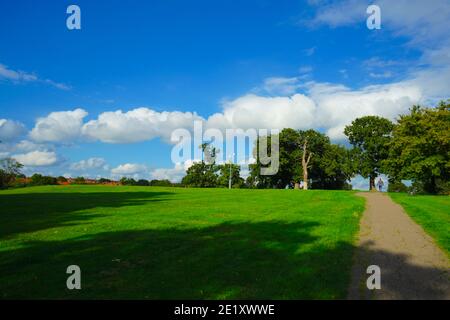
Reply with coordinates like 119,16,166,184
301,138,312,190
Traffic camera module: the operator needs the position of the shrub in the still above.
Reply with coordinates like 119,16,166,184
72,177,86,184
388,181,409,193
30,174,58,186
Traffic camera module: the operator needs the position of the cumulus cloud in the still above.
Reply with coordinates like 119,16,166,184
206,93,317,131
30,108,88,143
0,119,25,141
305,81,422,139
111,163,148,175
12,150,58,166
70,157,109,171
82,108,203,143
149,160,197,182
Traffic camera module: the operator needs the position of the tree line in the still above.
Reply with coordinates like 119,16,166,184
181,101,449,194
1,101,448,194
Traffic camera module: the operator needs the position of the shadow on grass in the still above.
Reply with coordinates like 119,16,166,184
3,219,447,300
0,191,174,239
1,220,349,299
349,240,450,300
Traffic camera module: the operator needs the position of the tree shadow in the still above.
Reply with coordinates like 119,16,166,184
1,219,448,299
348,240,449,300
1,220,356,299
0,191,174,239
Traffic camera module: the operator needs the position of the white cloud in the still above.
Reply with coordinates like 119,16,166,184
369,71,393,79
111,163,148,175
262,77,303,95
0,63,70,90
306,81,422,139
12,150,58,166
0,64,38,82
0,119,25,141
206,93,317,131
307,0,450,47
82,108,202,143
70,157,109,171
30,108,88,143
149,160,197,182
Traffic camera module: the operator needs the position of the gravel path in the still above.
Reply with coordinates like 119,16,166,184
348,192,450,300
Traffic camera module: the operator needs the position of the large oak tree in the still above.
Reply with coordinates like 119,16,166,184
344,116,394,190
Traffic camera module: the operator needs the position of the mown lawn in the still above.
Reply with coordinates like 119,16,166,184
0,185,364,299
389,193,450,256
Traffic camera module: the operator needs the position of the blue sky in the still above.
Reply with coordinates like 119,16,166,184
0,0,449,188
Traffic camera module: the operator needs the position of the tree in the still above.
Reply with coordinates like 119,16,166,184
120,177,137,185
30,174,58,186
73,176,86,184
384,101,450,194
249,129,352,190
150,179,173,187
311,144,353,190
0,158,23,189
181,162,218,187
136,179,150,186
344,116,394,190
181,142,220,188
217,164,244,188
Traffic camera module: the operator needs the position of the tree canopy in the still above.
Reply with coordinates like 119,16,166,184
384,101,450,194
344,116,394,190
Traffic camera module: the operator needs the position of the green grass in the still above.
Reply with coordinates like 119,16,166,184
0,185,364,299
389,193,450,256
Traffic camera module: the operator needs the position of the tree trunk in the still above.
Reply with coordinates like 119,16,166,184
301,139,312,190
303,166,308,190
369,176,376,191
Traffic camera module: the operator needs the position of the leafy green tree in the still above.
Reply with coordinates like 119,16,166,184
149,179,173,187
98,178,112,184
181,142,220,188
30,174,58,186
311,144,353,190
249,129,353,189
344,116,394,190
57,176,68,183
217,164,244,188
119,177,137,186
0,158,24,189
384,101,450,194
181,162,218,187
73,176,86,184
136,179,150,186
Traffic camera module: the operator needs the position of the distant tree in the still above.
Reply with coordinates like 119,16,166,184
150,179,173,187
217,164,244,188
30,174,58,186
57,176,68,183
311,144,354,190
98,178,112,184
249,129,351,190
120,177,137,186
0,158,24,189
344,116,394,190
181,142,220,188
181,162,218,187
384,101,450,194
72,176,86,184
387,181,409,193
136,179,150,186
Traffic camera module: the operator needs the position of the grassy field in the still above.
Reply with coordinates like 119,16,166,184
0,185,364,299
389,193,450,256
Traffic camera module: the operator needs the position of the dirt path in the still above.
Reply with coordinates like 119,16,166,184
348,192,450,300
